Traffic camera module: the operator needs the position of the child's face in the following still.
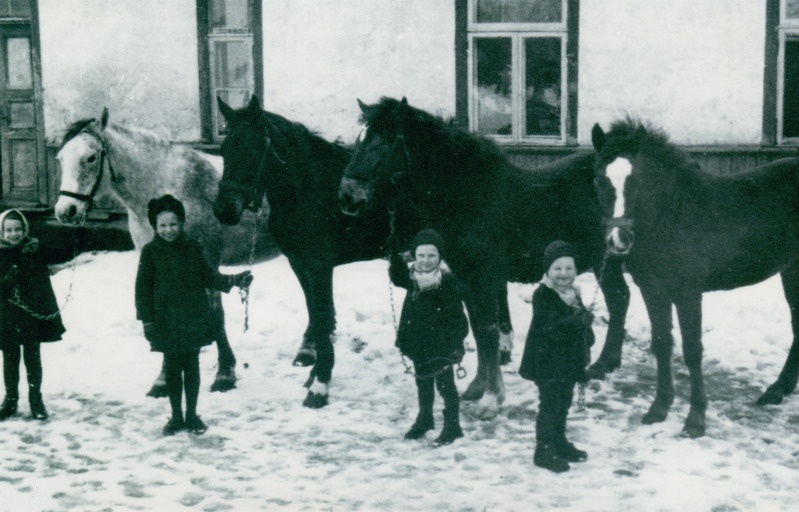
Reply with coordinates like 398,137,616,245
155,211,182,242
414,244,441,272
547,256,577,288
2,219,24,245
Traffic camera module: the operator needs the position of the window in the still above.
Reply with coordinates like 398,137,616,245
197,0,262,142
777,0,799,142
464,0,577,144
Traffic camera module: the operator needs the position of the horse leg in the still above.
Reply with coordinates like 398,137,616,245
298,266,335,409
758,266,799,404
674,293,706,437
587,256,630,379
146,360,168,398
461,287,505,420
208,290,237,392
639,287,676,425
288,259,319,367
497,286,514,365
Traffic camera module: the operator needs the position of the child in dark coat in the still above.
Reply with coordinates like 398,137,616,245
519,240,595,473
135,195,253,436
389,228,469,446
0,209,66,421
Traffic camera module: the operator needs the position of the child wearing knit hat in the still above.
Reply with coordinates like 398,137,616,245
518,240,595,473
388,228,469,446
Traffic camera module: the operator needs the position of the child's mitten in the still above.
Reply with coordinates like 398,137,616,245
230,271,253,288
143,322,157,343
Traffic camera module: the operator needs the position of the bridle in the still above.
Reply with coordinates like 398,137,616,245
218,122,286,212
59,128,117,211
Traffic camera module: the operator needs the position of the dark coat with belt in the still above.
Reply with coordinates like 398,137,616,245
389,254,468,366
518,284,595,385
135,234,232,354
0,238,66,349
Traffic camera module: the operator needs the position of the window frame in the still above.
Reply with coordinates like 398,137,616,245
775,0,799,144
196,0,263,144
458,0,579,146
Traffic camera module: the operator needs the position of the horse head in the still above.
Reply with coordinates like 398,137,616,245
338,97,410,217
214,95,274,225
55,108,112,225
591,121,640,256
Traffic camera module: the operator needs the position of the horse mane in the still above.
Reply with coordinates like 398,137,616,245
364,97,510,179
604,117,696,176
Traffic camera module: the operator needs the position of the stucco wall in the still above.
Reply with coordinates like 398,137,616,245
579,0,766,145
261,0,456,143
39,0,201,143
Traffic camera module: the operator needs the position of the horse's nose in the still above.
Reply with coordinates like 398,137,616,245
338,178,367,216
213,198,241,226
607,227,634,255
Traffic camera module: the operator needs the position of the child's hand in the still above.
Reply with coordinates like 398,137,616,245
230,271,253,288
21,238,39,254
142,322,157,342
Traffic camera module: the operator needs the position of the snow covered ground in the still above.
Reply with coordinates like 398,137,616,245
0,250,797,511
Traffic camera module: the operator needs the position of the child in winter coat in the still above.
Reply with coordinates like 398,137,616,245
0,209,67,421
389,228,469,446
519,240,595,473
135,195,253,436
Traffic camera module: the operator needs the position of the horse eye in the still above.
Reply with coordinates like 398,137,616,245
87,155,96,163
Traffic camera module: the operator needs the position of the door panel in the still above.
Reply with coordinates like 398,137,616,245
0,23,44,205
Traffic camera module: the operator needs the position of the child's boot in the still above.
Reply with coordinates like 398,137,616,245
0,394,18,420
29,386,47,420
534,443,570,473
185,414,207,435
163,415,185,436
555,438,588,462
434,402,463,446
404,412,434,439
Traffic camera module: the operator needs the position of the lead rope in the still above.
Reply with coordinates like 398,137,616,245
239,208,260,333
576,250,610,412
8,234,80,320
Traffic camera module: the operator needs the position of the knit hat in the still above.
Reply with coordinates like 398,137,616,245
412,228,444,256
147,194,185,228
543,240,576,272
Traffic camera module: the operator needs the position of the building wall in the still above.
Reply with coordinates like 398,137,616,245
38,0,201,143
579,0,766,145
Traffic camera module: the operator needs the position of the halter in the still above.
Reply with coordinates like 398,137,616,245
218,122,286,212
59,128,117,211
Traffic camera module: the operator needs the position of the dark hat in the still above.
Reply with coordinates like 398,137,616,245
147,194,186,228
543,240,576,271
412,228,444,255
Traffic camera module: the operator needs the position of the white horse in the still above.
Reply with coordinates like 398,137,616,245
55,108,276,395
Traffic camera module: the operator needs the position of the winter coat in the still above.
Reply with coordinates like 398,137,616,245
518,284,595,385
0,238,66,349
135,234,233,354
389,253,468,366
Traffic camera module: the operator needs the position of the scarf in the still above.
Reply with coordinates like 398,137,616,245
410,260,450,298
541,274,581,309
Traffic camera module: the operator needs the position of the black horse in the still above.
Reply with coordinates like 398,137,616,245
592,118,799,437
213,95,391,408
338,97,630,419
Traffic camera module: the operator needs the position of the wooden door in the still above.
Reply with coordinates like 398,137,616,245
0,22,45,206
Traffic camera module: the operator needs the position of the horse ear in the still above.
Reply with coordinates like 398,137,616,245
247,95,260,111
357,99,368,113
217,96,235,121
591,123,605,151
99,107,109,130
399,97,409,120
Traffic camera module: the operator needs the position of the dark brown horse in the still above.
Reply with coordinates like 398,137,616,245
592,118,799,437
338,97,630,419
213,96,391,408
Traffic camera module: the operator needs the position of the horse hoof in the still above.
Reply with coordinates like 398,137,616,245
681,423,706,438
756,386,785,406
461,387,485,402
210,379,237,393
146,384,168,398
302,392,328,409
641,409,668,425
586,361,619,380
499,350,512,366
293,352,316,367
472,393,500,420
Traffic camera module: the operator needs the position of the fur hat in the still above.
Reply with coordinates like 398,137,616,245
147,194,186,228
412,228,444,256
543,240,576,272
